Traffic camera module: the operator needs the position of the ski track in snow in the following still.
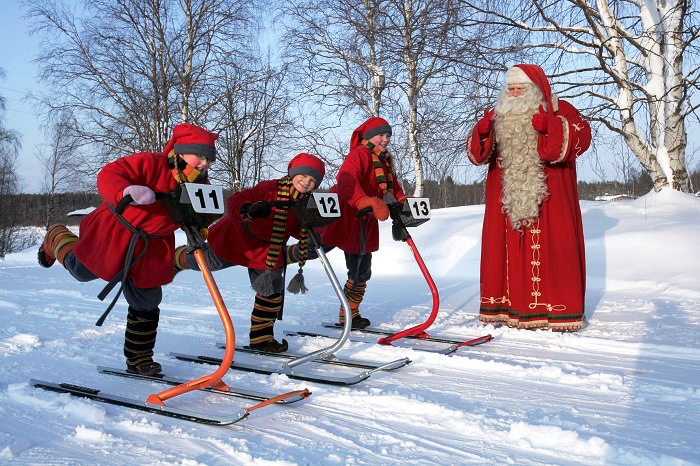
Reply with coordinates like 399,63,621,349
1,192,700,465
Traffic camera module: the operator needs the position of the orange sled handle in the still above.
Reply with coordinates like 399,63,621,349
146,249,235,406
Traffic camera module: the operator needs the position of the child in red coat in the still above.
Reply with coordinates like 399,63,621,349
38,123,218,375
175,153,326,352
316,117,407,329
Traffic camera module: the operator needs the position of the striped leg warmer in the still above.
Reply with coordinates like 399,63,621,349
339,279,366,323
174,245,189,275
249,293,282,345
123,307,160,367
40,224,78,267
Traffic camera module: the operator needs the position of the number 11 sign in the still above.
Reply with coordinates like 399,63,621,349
183,183,225,214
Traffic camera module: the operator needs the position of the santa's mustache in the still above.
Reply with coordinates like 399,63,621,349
496,86,544,116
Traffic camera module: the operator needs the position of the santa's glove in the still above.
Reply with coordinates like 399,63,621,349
245,200,272,219
476,109,494,138
531,105,550,133
356,196,389,221
123,185,156,205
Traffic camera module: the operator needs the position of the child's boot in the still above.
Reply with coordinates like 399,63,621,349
38,224,78,268
339,279,370,329
124,307,162,375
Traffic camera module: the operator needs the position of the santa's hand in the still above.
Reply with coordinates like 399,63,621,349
476,109,494,137
123,185,156,205
356,196,389,221
531,105,549,133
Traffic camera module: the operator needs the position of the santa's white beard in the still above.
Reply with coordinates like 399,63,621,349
494,100,549,231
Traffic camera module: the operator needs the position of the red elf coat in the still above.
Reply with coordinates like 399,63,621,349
207,179,303,269
72,152,181,288
317,144,406,254
466,68,591,330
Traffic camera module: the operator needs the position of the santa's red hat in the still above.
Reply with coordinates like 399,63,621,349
163,123,219,161
349,117,392,150
288,152,325,185
507,64,553,111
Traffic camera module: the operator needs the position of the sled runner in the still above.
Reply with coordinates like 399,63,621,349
312,198,493,354
33,186,310,424
287,328,493,355
172,193,410,385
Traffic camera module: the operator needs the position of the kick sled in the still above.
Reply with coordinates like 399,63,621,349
176,192,411,385
32,183,310,425
291,196,492,355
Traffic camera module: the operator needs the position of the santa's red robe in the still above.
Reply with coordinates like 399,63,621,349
467,95,591,331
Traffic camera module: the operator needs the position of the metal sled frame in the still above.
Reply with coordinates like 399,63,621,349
141,210,311,411
195,198,410,384
33,193,310,424
365,204,486,349
208,225,410,385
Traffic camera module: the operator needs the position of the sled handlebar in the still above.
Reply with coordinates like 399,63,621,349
114,192,169,215
114,194,133,214
267,200,296,207
356,207,372,218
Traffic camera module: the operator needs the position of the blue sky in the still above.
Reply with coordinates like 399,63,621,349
1,1,46,192
2,1,698,194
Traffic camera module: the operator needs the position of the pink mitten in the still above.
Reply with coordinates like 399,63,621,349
123,185,156,205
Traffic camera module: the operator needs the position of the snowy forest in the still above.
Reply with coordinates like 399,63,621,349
1,0,700,255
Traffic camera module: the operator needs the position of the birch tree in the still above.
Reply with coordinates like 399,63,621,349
284,0,391,118
382,0,464,196
37,109,85,228
23,0,255,172
284,0,475,196
0,75,23,256
282,0,398,185
209,60,293,190
459,0,700,193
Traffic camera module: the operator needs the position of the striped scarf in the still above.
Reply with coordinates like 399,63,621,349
266,176,309,269
167,150,208,184
362,140,395,196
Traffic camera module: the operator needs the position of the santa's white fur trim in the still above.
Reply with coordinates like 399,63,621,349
505,67,532,85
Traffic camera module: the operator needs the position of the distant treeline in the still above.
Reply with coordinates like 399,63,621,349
9,168,690,228
411,168,662,208
10,192,104,227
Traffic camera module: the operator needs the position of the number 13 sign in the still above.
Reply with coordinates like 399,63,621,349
406,198,430,219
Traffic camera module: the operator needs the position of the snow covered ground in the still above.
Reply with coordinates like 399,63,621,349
1,189,699,465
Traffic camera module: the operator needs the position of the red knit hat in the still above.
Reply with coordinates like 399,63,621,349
510,64,553,111
349,117,392,150
163,123,219,161
288,153,325,185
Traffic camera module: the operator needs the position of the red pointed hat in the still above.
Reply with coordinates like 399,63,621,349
288,153,325,185
163,123,219,161
509,64,553,111
349,117,392,150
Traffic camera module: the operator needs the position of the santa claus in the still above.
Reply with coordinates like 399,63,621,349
466,64,592,331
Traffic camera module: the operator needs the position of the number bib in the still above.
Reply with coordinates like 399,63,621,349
393,197,431,227
292,192,342,228
160,183,225,228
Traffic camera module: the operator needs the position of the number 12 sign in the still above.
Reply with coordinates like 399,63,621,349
312,192,341,217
